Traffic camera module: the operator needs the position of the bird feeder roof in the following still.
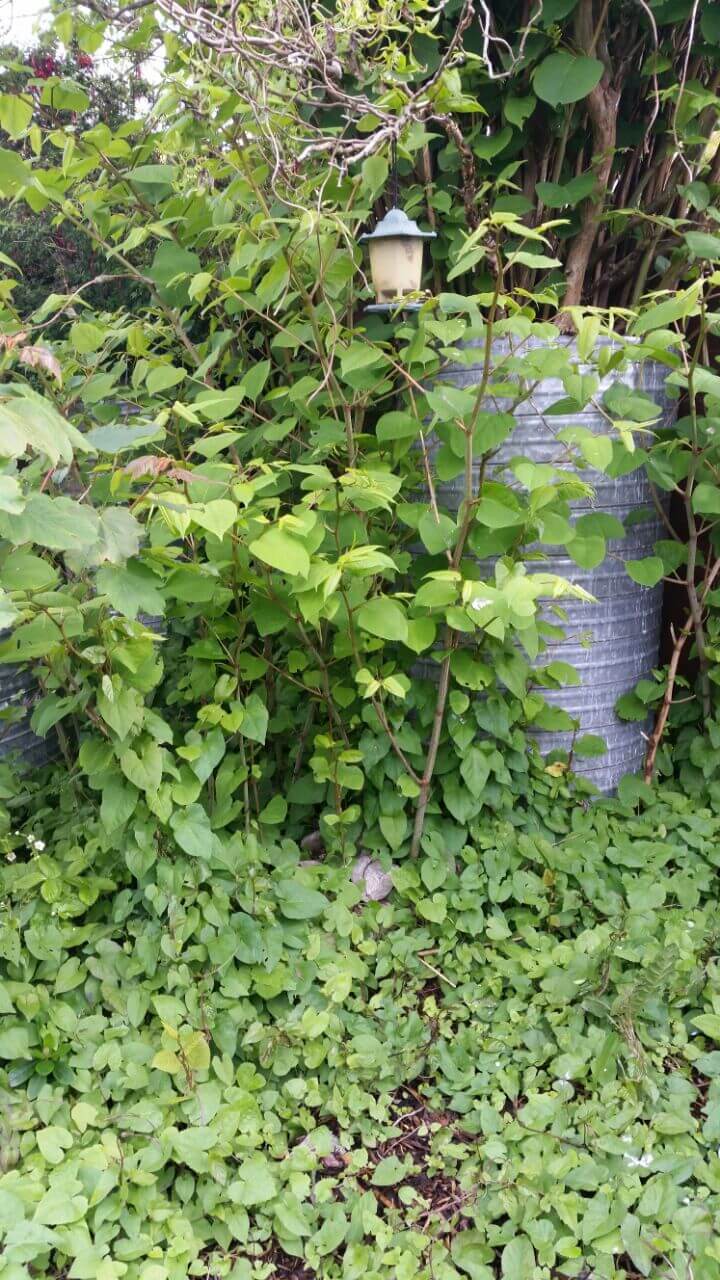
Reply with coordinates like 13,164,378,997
359,206,437,242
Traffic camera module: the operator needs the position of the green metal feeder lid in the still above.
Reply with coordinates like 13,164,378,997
359,206,437,242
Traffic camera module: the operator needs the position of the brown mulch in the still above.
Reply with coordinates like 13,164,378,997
360,1087,476,1231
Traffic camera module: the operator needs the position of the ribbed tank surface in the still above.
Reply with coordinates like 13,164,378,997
424,336,674,792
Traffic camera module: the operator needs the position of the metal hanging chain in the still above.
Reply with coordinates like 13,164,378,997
391,136,399,209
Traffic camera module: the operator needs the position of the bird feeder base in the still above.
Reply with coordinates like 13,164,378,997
364,301,424,314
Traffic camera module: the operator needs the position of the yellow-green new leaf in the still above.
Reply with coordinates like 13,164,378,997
249,526,310,577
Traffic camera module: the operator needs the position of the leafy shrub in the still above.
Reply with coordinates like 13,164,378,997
1,1,720,1277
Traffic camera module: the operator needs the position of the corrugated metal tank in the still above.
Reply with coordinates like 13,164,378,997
425,336,675,792
0,615,162,771
0,643,55,768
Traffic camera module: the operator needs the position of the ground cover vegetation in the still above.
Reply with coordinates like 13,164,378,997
2,0,720,1276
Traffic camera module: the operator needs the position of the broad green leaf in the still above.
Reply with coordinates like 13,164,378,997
239,692,269,744
37,1126,73,1164
170,804,219,859
96,562,165,619
0,1025,32,1058
120,741,163,796
418,510,456,554
230,1156,277,1206
475,494,524,529
171,1127,216,1171
40,77,89,112
190,499,237,539
189,270,213,300
0,93,32,139
126,164,178,185
100,776,138,832
426,383,476,420
417,894,447,923
34,1186,87,1226
243,359,271,401
82,507,142,566
0,475,24,514
84,422,162,453
474,126,512,159
632,286,700,335
275,879,328,919
1,494,99,550
574,733,608,757
96,681,144,740
533,52,604,106
0,386,88,464
452,1231,493,1280
249,526,310,577
357,596,408,643
692,1013,720,1039
568,533,605,569
692,482,720,516
501,1235,536,1279
70,321,105,354
620,1214,652,1276
149,242,202,304
274,1195,311,1238
507,250,562,270
473,411,515,451
152,1049,182,1074
536,172,596,207
146,364,186,395
194,386,247,422
340,343,386,377
404,617,437,653
255,255,290,305
371,1156,406,1186
685,230,720,259
558,427,613,471
1,549,56,589
258,795,287,824
702,4,720,42
0,145,31,194
379,811,407,849
376,411,420,442
625,556,665,587
460,746,490,799
312,1209,348,1256
504,95,536,126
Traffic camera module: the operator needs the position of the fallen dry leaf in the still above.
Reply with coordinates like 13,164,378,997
17,345,63,384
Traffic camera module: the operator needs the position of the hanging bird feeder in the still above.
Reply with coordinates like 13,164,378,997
360,207,436,312
359,137,436,312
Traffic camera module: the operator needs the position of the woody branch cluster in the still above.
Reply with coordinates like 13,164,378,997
89,0,542,195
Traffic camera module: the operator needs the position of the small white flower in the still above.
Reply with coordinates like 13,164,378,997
623,1152,653,1168
33,839,45,851
471,596,492,611
5,851,15,862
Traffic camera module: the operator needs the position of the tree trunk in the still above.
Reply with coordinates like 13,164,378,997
557,0,618,327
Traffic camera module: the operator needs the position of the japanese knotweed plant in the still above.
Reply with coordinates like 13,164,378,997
0,203,670,864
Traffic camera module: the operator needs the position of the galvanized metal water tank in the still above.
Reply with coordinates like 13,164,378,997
426,336,675,792
0,639,55,769
0,613,161,771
